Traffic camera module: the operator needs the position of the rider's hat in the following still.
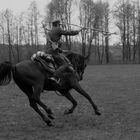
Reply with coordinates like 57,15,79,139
52,19,61,26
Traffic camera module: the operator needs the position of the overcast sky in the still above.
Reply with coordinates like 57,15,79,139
0,0,117,14
0,0,51,14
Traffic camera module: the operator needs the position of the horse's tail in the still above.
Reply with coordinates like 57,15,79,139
0,61,13,85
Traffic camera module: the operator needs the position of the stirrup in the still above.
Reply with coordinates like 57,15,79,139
67,65,74,72
50,77,60,84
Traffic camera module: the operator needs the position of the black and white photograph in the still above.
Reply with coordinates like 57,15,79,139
0,0,140,139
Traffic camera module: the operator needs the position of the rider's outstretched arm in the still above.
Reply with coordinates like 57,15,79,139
58,28,83,36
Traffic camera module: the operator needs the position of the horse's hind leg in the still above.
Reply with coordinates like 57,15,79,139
72,82,101,116
28,97,52,126
63,91,77,115
32,85,54,120
15,82,52,126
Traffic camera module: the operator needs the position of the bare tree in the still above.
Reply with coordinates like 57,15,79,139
27,1,40,51
113,0,136,63
79,0,95,57
45,0,73,50
4,9,13,61
0,11,6,45
104,2,110,63
137,0,140,63
79,0,110,63
131,2,137,62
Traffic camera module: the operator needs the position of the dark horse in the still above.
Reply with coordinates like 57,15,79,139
0,52,101,126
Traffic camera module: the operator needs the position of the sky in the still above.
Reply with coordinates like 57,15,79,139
1,0,117,14
0,0,51,14
0,0,117,16
0,0,119,44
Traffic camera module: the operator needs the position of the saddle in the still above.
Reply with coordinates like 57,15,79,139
31,51,75,77
31,51,56,74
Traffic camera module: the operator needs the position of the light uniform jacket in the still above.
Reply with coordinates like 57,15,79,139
46,26,79,54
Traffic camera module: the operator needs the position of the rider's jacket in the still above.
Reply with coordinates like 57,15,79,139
46,26,79,54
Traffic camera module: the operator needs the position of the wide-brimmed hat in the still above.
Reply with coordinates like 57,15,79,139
52,19,61,26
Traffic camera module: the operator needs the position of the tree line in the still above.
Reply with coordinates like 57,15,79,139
0,0,140,64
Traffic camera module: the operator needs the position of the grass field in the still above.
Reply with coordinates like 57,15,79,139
0,65,140,140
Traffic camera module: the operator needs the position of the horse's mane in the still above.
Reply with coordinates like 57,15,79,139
65,52,87,71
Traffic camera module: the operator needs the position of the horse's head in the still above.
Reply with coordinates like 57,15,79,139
66,52,87,81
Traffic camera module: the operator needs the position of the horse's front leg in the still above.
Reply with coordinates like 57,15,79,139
62,91,77,114
72,81,101,116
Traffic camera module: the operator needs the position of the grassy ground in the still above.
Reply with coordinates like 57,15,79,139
0,65,140,140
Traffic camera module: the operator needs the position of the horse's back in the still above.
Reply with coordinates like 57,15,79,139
16,60,40,75
14,60,45,86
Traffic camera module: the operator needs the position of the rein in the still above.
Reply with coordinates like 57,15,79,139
54,91,63,96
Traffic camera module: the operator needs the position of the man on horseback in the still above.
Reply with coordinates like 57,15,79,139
46,20,83,84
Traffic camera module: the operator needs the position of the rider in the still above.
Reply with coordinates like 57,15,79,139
46,19,83,84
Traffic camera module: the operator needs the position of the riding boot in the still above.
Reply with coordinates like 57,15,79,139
50,76,60,84
53,64,68,77
50,64,68,85
67,65,75,73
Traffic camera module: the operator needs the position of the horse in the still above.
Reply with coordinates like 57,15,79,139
0,52,101,126
65,52,87,80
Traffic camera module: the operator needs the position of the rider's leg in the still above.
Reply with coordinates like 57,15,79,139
53,64,68,77
50,55,66,83
50,64,76,84
50,54,74,84
50,64,68,84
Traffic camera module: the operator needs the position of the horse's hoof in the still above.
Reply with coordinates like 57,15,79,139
95,110,101,116
48,114,55,120
47,108,53,115
45,119,54,126
47,122,54,127
64,109,73,115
